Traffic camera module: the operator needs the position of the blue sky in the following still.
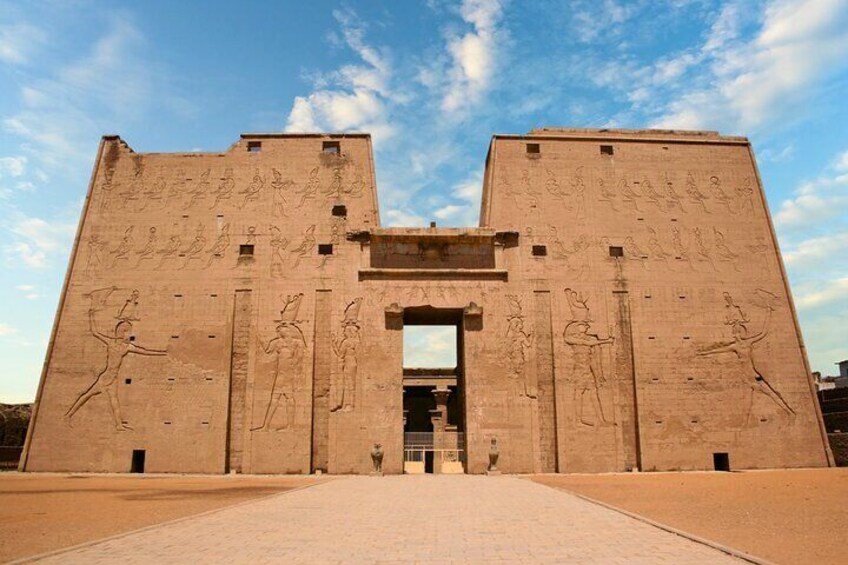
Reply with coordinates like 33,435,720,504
1,0,847,402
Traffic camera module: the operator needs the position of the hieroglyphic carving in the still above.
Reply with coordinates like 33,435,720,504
692,227,716,271
670,225,693,269
134,227,158,268
347,168,365,198
550,227,590,278
66,287,167,431
296,167,319,208
504,295,534,399
640,178,663,209
623,236,647,268
544,168,566,200
252,293,306,431
141,176,166,210
686,172,710,212
709,176,734,214
204,223,230,268
746,236,771,277
109,227,134,268
563,288,614,427
324,166,344,199
331,298,362,412
210,168,234,208
618,178,641,211
239,169,264,208
180,223,206,269
271,168,293,217
697,290,795,425
290,225,316,269
155,233,182,270
645,227,670,266
165,169,186,207
520,169,540,207
570,167,586,219
185,168,210,209
597,177,618,211
269,226,290,278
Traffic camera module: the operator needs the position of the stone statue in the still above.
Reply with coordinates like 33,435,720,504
370,442,384,475
487,437,500,474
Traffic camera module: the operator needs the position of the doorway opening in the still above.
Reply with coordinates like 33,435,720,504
131,449,146,473
713,452,730,472
401,307,466,474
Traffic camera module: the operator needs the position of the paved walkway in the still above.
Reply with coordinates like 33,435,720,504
31,476,741,564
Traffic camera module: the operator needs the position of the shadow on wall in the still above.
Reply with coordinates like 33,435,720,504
0,403,32,469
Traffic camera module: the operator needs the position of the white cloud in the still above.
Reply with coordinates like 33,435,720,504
437,0,505,113
0,156,27,177
284,9,397,144
3,213,76,269
775,148,848,230
0,23,47,65
784,232,848,268
384,208,427,227
650,0,848,131
795,277,848,309
0,323,19,336
404,326,457,367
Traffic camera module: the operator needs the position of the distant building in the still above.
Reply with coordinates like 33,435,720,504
814,362,848,391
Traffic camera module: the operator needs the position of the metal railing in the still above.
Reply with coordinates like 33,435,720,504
403,432,466,471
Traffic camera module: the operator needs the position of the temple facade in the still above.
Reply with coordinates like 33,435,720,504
20,128,833,474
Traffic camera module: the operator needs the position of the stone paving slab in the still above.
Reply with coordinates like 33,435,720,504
29,475,742,564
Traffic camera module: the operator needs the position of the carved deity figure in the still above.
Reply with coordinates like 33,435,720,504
618,178,641,211
290,225,316,268
564,320,614,427
347,169,364,197
270,168,292,217
664,173,686,212
155,234,182,270
713,228,739,271
134,227,158,267
99,167,116,211
598,177,617,210
686,172,710,212
324,166,344,199
85,234,107,275
119,156,144,210
164,170,186,206
239,169,264,208
570,167,587,219
641,178,663,209
141,176,166,210
204,223,231,268
180,224,207,269
504,295,534,399
269,226,289,278
692,227,716,271
66,289,166,431
697,299,795,424
296,167,320,208
709,175,734,213
646,227,670,265
331,298,362,412
186,168,211,209
736,177,755,213
210,168,235,208
109,227,134,268
253,295,306,431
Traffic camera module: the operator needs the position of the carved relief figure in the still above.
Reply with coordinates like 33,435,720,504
692,227,716,271
66,288,167,431
685,172,710,212
597,177,617,210
290,225,316,268
671,225,693,269
109,227,134,268
186,168,210,209
180,224,206,269
164,169,186,206
697,291,795,424
550,227,590,279
331,298,362,412
142,176,166,210
713,228,739,271
324,166,344,199
134,227,158,267
645,227,670,265
664,173,686,212
641,178,663,209
239,168,264,208
155,234,182,270
544,168,565,200
84,234,107,275
736,177,755,213
563,289,614,427
347,168,364,197
618,178,641,211
296,167,320,208
252,294,306,431
99,167,116,211
210,168,235,208
623,236,647,268
269,226,289,278
504,295,535,399
570,167,586,219
119,156,144,210
709,176,734,213
270,168,292,217
520,169,540,207
204,223,231,268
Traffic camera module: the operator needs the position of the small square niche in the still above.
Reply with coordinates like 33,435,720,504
323,141,341,154
239,244,255,257
526,143,540,155
332,204,348,217
609,246,624,257
318,244,334,255
247,141,262,153
600,145,614,155
532,245,547,257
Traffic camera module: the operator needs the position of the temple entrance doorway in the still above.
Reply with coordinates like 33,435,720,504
401,307,466,474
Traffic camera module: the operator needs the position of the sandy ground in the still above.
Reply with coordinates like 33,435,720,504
531,468,848,565
0,473,323,562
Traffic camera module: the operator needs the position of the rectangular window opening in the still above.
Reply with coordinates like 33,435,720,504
247,141,262,153
526,143,540,154
124,378,132,385
609,246,624,257
713,452,730,472
532,245,547,257
332,204,348,217
600,145,614,155
239,244,254,257
323,140,341,154
318,244,334,255
131,449,146,473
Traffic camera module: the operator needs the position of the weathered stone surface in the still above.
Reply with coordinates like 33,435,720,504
20,129,832,474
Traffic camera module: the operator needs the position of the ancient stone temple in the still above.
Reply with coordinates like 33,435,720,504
20,128,833,474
